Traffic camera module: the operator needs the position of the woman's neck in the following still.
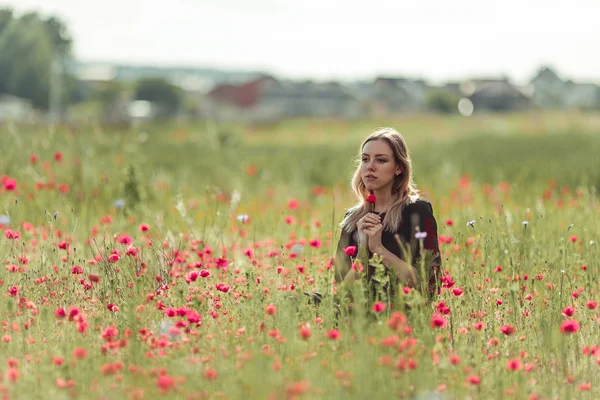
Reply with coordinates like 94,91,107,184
371,190,394,213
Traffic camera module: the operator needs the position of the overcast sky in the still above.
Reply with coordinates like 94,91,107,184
3,0,599,84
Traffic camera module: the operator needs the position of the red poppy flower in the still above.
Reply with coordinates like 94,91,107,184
500,325,516,335
430,313,447,328
560,319,580,334
3,177,16,191
344,246,357,256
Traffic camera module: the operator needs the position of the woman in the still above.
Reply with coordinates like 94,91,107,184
335,127,441,306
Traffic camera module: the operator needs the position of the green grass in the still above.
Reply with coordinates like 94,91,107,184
0,111,599,399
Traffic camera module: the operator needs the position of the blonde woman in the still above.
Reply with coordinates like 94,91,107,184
335,127,442,304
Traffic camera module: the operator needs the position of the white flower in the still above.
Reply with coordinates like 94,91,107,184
0,215,10,225
522,221,528,227
159,320,180,341
291,243,304,256
230,190,241,210
113,199,125,209
467,220,475,227
237,214,249,223
591,240,595,245
415,231,428,239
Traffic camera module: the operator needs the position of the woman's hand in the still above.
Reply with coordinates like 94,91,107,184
364,222,383,254
357,213,383,253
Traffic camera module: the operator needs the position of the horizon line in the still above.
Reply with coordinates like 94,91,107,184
74,58,600,86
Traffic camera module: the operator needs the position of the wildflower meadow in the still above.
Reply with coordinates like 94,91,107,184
1,112,600,399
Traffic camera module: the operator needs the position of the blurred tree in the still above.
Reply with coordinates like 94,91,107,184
426,90,461,114
0,15,53,108
0,9,75,109
43,15,72,58
134,78,182,116
0,8,14,93
0,8,12,34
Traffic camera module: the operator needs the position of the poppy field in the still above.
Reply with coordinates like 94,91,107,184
1,112,600,399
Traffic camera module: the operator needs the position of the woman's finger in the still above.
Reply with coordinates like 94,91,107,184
365,224,382,234
359,215,380,232
365,224,379,232
364,215,380,224
365,229,378,238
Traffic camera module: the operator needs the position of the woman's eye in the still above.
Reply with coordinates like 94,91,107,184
377,159,386,163
362,158,369,163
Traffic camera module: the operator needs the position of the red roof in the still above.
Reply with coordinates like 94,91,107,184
208,76,274,108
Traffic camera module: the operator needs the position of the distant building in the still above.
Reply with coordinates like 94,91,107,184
205,76,364,122
564,81,600,110
530,67,566,108
443,82,462,96
530,66,600,110
261,80,363,118
204,76,277,122
370,77,430,114
460,78,533,112
67,62,600,121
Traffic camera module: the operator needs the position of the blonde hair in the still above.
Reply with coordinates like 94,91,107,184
341,127,420,233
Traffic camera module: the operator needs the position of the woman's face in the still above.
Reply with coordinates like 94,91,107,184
361,139,402,193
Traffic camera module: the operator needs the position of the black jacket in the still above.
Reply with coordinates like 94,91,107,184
335,198,442,301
